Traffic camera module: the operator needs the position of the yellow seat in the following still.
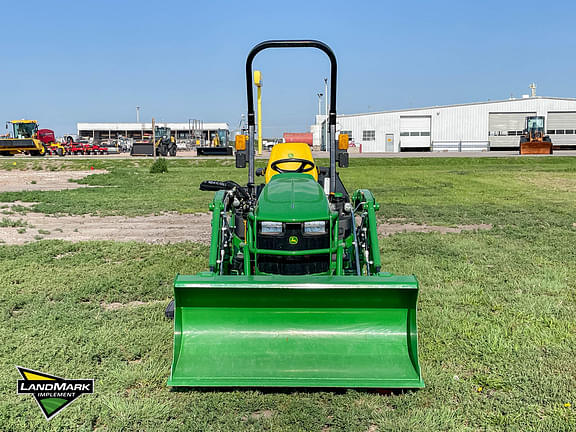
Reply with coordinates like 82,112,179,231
265,143,318,183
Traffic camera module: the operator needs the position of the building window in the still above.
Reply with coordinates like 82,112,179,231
547,130,555,134
400,132,409,136
410,132,420,136
556,129,565,135
363,130,375,141
566,129,574,134
421,131,430,136
340,130,353,140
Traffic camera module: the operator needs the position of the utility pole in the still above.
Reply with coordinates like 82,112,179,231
152,117,156,160
136,106,141,123
317,93,324,150
254,70,263,155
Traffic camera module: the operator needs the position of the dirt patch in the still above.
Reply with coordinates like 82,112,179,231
0,169,107,192
0,201,491,246
378,222,492,236
0,203,212,245
100,299,166,311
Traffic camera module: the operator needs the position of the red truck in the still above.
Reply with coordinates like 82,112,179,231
37,129,66,156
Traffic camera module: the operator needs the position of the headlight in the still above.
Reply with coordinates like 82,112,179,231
260,221,283,234
303,221,327,234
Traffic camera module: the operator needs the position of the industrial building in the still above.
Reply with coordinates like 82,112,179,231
77,122,229,145
313,96,576,152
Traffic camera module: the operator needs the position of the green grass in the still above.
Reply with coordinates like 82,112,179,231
0,157,575,431
0,217,27,228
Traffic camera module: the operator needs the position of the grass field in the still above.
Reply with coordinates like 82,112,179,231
1,157,575,431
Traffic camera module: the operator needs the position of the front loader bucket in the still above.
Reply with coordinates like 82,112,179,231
168,273,424,388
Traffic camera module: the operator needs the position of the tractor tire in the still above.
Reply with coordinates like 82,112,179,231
169,146,177,157
165,300,175,320
0,152,11,157
57,148,64,157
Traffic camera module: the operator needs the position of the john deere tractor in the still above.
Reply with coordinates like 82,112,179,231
167,40,424,389
0,120,46,156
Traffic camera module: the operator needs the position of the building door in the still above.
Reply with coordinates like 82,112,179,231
547,112,576,146
385,134,394,152
488,112,535,148
399,116,431,149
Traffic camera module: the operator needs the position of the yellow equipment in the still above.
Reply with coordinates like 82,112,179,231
261,142,318,183
0,120,46,157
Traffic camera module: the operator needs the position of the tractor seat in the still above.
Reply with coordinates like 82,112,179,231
264,142,318,183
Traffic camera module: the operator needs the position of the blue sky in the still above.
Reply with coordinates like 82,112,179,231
2,0,575,137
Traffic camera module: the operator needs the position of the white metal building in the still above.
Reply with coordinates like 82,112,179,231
313,97,576,152
77,122,229,144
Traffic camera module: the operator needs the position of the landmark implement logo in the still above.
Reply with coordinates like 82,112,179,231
16,366,94,421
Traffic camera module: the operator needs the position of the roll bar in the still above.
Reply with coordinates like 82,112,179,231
244,40,341,194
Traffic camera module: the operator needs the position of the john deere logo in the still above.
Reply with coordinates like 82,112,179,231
289,236,299,245
16,366,94,421
287,152,294,157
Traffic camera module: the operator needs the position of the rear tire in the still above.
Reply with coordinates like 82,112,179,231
57,148,64,157
165,300,175,320
169,146,177,157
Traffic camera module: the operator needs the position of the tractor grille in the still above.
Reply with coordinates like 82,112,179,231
257,254,330,275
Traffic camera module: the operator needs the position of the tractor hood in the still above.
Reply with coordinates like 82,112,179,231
256,173,329,222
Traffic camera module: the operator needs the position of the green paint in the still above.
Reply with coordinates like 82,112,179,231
169,274,423,388
255,173,329,222
169,167,423,388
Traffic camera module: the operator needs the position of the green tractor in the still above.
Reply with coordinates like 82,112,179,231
167,40,424,389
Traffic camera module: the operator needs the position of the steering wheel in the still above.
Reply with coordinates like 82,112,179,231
270,158,315,174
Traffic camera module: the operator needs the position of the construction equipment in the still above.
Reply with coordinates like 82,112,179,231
520,116,552,155
167,40,424,389
196,129,233,156
38,129,66,156
0,120,46,156
131,126,177,156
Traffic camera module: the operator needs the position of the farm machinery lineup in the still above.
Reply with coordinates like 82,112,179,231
166,40,424,389
63,136,108,155
0,120,109,156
